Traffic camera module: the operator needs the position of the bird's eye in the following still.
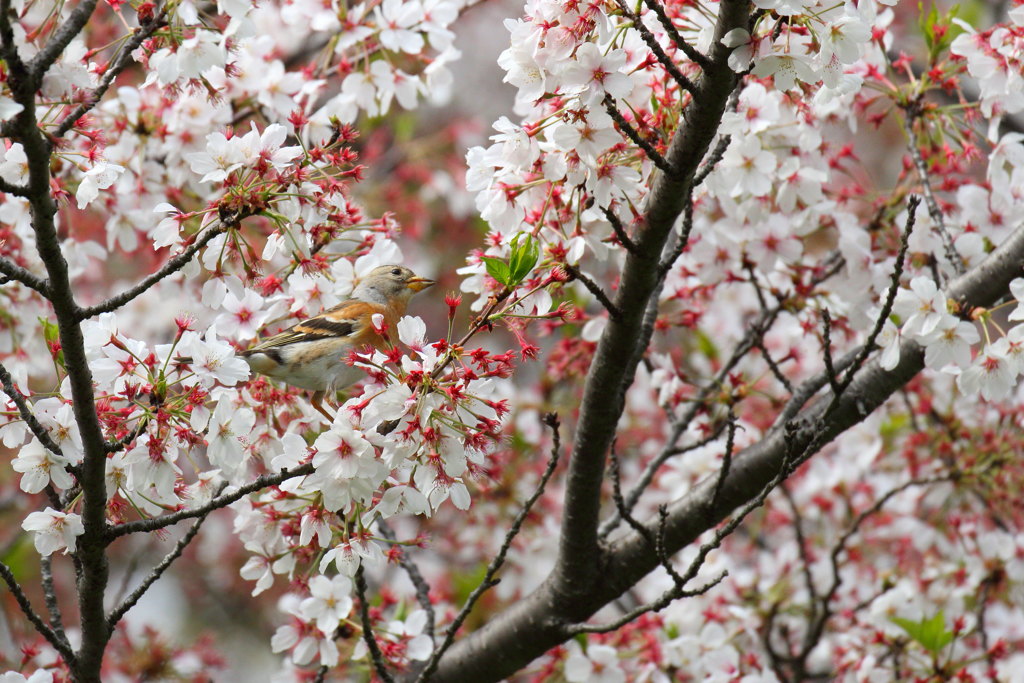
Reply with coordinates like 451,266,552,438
391,267,402,276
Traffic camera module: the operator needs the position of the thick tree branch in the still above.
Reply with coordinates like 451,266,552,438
6,42,115,676
554,0,747,600
601,221,1024,626
422,4,749,681
424,164,1024,683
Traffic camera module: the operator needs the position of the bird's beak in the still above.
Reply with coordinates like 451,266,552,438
407,277,435,292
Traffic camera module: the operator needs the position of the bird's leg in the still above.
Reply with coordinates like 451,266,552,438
324,391,339,410
310,390,335,422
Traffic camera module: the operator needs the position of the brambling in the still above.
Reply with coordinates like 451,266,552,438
242,265,434,421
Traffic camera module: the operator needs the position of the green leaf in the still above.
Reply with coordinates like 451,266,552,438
508,233,540,284
39,317,59,345
892,612,954,654
694,329,719,363
480,256,511,287
39,317,65,369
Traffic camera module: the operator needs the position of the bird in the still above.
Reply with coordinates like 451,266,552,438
241,264,434,421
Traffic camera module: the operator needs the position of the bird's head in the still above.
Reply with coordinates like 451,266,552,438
353,265,435,304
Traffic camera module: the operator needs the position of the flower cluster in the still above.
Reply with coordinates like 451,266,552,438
5,0,1024,680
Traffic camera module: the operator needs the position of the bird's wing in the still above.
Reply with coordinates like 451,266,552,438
242,300,381,353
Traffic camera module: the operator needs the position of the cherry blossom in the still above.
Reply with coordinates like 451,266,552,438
21,509,84,556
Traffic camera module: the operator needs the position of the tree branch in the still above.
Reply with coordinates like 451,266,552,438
0,360,65,456
355,565,396,683
423,3,749,680
40,556,69,647
903,108,964,276
28,0,100,85
553,0,745,601
563,262,622,319
107,510,211,633
415,414,562,683
423,190,1024,683
641,0,711,69
601,206,637,254
0,560,77,665
604,95,675,176
0,0,26,79
106,464,315,539
378,520,435,639
0,257,50,296
613,0,697,95
601,221,1024,634
78,221,232,320
53,8,169,138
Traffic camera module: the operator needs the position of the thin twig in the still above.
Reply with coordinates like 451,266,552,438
604,95,675,176
0,360,64,456
787,475,950,669
378,521,435,639
565,504,725,634
709,409,738,510
903,109,964,275
0,560,77,664
602,206,637,254
641,0,711,69
606,451,703,596
107,509,214,632
563,262,622,319
693,135,731,188
820,310,841,397
755,337,794,394
837,196,918,392
53,8,169,137
657,190,695,274
601,253,846,539
104,418,149,453
613,0,697,95
608,448,655,546
355,565,395,683
78,220,236,320
415,414,562,683
693,86,742,188
40,556,68,647
778,484,818,611
106,464,314,539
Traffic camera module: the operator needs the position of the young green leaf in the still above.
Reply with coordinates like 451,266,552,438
508,233,540,284
480,256,511,287
891,612,954,655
